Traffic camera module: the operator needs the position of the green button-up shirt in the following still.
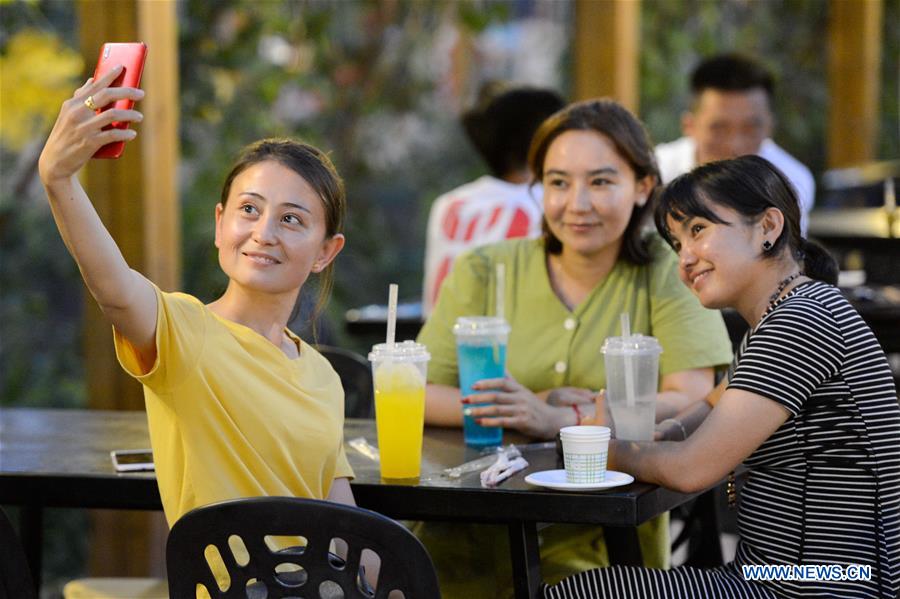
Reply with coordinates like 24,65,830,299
419,235,733,391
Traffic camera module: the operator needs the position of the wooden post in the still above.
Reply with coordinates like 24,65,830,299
76,0,180,578
138,0,181,292
573,0,640,113
827,0,883,168
78,0,144,416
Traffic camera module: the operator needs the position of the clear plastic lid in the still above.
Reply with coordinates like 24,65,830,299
452,316,510,337
600,334,663,355
368,340,430,362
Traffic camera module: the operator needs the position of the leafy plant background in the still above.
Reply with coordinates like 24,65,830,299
1,0,897,592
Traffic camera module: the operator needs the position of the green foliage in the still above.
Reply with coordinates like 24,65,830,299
0,4,85,411
0,2,89,587
0,182,86,409
457,0,511,32
177,0,545,350
641,0,830,175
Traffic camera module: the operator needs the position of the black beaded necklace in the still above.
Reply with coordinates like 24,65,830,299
767,271,803,306
727,270,804,509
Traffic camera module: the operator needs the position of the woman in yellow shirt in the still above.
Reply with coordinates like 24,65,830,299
38,66,357,528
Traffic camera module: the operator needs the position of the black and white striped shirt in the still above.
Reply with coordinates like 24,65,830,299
726,280,900,598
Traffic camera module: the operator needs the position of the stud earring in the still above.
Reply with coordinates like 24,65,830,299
762,240,773,251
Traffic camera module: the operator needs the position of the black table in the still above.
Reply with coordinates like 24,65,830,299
0,408,698,598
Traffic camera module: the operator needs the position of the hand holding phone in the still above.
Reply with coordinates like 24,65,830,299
89,42,148,159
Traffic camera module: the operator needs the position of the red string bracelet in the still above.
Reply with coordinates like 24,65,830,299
571,404,583,425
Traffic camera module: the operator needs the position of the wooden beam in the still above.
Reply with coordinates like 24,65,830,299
136,0,181,574
828,0,883,168
574,0,640,113
76,0,180,578
138,0,181,293
78,0,144,415
77,0,181,406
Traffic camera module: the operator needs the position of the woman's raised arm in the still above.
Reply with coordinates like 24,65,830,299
39,67,158,360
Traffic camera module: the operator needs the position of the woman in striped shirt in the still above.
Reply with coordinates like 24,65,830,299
545,155,899,598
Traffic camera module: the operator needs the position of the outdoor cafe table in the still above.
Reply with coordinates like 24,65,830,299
0,408,700,598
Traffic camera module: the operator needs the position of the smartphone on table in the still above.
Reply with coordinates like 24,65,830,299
89,42,148,159
110,449,155,472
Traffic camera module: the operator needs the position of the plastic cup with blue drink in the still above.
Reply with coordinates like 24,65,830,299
453,316,510,447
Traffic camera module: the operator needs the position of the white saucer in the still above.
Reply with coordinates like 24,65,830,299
524,469,634,491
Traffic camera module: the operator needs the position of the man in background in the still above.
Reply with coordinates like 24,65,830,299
655,54,815,234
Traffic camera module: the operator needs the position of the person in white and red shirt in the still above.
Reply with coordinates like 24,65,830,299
423,84,564,314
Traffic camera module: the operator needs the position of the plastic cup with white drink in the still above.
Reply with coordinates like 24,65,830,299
600,314,662,441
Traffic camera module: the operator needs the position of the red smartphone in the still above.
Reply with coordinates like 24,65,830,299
90,42,148,159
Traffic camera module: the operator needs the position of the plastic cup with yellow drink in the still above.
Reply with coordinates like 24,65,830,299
368,341,430,480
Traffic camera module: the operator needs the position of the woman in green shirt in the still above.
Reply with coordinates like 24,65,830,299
416,99,732,596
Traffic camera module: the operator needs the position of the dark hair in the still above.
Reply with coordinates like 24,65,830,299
654,155,838,284
691,53,774,104
462,84,565,179
220,138,346,327
527,98,660,265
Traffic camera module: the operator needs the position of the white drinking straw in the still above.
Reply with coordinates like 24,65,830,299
386,283,398,350
495,263,506,320
885,177,896,212
620,312,631,338
620,313,636,408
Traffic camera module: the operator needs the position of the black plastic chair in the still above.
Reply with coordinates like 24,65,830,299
317,345,374,419
0,508,36,599
166,496,440,599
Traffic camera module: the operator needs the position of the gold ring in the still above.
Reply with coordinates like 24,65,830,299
84,95,99,111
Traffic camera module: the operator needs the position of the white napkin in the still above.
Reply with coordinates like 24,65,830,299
480,450,529,487
347,437,380,461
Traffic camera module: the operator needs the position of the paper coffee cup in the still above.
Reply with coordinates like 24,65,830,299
560,425,610,484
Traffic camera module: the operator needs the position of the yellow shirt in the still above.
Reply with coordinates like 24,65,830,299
114,285,353,526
